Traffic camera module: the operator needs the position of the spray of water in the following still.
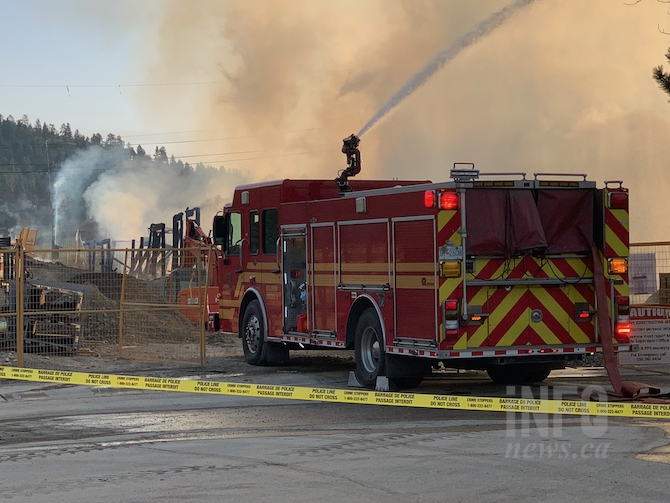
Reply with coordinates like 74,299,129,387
357,0,539,137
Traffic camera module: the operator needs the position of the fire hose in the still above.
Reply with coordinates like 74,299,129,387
586,242,670,402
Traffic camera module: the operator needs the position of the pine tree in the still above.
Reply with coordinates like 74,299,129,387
653,48,670,98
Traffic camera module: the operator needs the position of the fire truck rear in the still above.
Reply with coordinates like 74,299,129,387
210,138,632,388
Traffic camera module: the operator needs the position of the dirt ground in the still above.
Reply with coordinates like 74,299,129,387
0,332,357,378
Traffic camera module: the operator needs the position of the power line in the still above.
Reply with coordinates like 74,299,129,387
122,127,322,142
0,147,332,172
121,129,222,138
187,148,332,165
136,136,252,146
0,82,218,89
170,143,335,159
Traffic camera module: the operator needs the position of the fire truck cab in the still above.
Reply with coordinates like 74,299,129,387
211,168,632,388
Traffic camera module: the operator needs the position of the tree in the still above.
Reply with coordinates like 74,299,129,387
60,123,73,139
104,133,123,148
136,144,147,158
653,48,670,98
73,129,86,147
154,146,168,163
125,143,137,158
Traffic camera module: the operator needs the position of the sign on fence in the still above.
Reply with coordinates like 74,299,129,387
619,305,670,365
629,253,657,296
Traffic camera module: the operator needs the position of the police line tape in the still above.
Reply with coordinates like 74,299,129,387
1,366,669,418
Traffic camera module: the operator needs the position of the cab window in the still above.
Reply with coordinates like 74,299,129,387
250,211,259,255
263,208,279,254
225,211,241,255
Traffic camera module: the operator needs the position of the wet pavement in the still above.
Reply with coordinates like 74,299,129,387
2,358,670,502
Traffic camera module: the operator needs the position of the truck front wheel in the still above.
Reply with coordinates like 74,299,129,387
354,308,385,388
241,300,288,366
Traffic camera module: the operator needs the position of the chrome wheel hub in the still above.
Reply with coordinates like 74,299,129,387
245,315,261,354
360,327,380,373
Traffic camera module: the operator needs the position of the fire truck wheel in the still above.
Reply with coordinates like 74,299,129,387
390,377,423,390
526,367,551,382
354,308,386,388
241,300,288,366
486,365,530,385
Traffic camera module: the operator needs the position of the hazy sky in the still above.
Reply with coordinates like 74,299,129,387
3,0,670,242
0,1,152,136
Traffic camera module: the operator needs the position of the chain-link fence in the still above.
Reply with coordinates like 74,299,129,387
4,241,663,371
1,248,18,355
0,246,209,370
630,242,670,305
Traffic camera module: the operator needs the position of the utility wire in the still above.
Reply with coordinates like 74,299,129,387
121,126,322,141
0,142,336,157
0,82,218,89
0,148,331,173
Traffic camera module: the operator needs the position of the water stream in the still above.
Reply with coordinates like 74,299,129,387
357,0,539,137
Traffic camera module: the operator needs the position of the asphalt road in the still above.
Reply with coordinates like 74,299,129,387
1,359,670,503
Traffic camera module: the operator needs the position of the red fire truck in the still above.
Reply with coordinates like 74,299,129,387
208,138,633,388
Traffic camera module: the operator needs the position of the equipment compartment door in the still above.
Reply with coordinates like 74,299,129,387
311,224,337,334
282,228,307,333
483,286,530,348
393,219,438,343
481,284,587,348
527,285,574,346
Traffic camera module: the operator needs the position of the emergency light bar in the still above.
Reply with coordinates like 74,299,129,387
451,170,480,181
451,163,479,182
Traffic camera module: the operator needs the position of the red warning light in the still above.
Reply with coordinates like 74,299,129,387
445,300,458,311
608,192,628,210
615,322,632,342
439,192,459,210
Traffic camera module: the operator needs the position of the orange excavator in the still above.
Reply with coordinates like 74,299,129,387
173,209,222,331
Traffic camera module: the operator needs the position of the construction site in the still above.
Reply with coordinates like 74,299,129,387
0,210,215,370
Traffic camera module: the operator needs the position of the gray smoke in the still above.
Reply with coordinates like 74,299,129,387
48,1,670,242
357,0,539,137
52,146,116,244
53,146,249,244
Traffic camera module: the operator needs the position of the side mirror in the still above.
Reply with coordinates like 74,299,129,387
213,215,226,246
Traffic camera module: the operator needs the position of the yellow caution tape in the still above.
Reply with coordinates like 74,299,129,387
2,366,669,418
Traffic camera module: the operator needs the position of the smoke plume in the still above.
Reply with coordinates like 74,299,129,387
54,146,248,243
27,0,657,242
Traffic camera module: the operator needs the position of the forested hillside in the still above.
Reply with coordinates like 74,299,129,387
0,114,200,243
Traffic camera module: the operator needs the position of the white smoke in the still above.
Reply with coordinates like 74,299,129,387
54,146,249,243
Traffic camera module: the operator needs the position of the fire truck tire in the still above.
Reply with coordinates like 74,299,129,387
241,300,288,366
526,367,551,382
354,308,386,388
486,365,530,385
390,377,423,389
